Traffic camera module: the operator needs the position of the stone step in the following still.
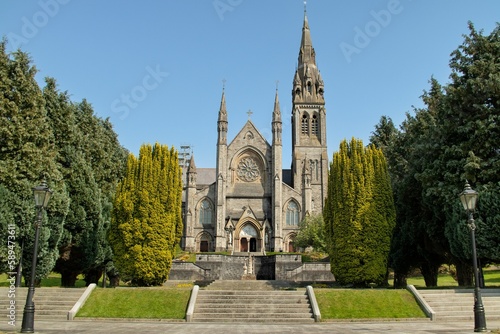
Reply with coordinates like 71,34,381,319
193,286,315,323
203,279,299,291
195,304,311,310
0,287,84,321
416,288,500,321
192,317,315,323
418,288,500,294
197,290,307,298
193,312,314,319
431,305,500,311
231,252,263,256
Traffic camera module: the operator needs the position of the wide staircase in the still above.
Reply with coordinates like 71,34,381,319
0,287,84,322
192,280,315,323
417,288,500,321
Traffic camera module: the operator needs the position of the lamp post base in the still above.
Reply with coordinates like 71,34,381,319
20,288,35,333
473,297,487,332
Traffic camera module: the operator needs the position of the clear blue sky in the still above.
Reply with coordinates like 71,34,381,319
1,0,499,168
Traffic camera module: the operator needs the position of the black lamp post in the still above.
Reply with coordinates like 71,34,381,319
459,181,486,332
21,180,52,333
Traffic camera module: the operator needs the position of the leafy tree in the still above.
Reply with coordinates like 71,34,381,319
109,143,183,286
294,214,327,253
324,138,396,287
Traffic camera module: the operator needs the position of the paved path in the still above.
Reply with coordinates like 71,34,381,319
1,319,500,334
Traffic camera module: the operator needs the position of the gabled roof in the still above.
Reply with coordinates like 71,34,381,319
227,119,271,150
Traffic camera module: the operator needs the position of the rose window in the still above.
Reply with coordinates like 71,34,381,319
237,157,260,182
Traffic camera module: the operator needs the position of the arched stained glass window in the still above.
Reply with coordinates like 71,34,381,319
286,201,299,226
199,200,212,225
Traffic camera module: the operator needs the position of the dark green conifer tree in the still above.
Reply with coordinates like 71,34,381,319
0,43,69,285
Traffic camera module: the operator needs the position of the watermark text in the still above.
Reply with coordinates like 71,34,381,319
340,0,406,63
7,0,71,49
6,224,17,326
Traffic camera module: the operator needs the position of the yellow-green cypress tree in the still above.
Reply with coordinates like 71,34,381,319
324,138,396,286
109,143,183,286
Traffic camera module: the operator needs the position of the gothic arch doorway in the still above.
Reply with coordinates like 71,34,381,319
241,238,248,252
237,222,261,253
196,232,213,252
283,232,297,253
250,238,257,252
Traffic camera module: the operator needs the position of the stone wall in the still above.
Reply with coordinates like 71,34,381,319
168,254,335,282
286,262,335,281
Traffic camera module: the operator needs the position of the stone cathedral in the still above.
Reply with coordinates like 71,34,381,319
181,12,328,253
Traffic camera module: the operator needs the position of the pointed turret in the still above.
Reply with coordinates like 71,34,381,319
187,154,197,187
218,89,227,122
215,87,228,250
217,89,228,144
272,88,282,146
272,89,281,123
271,88,283,253
188,155,196,173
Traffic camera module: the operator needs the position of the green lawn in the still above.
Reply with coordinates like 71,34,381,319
2,268,498,321
76,288,192,319
315,289,426,319
0,272,87,287
76,286,424,320
406,269,500,288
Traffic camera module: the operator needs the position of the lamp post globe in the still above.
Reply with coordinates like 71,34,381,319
459,181,486,332
21,180,52,333
459,181,478,212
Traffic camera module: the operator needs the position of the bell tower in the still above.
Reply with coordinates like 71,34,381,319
291,9,328,214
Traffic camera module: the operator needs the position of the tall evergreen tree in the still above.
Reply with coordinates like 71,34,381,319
42,81,126,286
373,23,499,287
438,22,500,282
0,43,69,285
109,143,182,286
324,138,396,286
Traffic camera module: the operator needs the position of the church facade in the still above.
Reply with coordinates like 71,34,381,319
182,12,328,253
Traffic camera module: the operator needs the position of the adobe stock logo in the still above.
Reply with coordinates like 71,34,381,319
111,65,169,120
213,0,243,21
7,0,71,49
340,0,407,64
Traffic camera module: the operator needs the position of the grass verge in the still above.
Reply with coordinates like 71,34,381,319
76,288,191,319
314,289,426,319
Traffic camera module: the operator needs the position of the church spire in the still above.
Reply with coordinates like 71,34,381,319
218,88,227,122
272,87,282,146
217,87,228,144
272,87,281,122
298,8,315,66
292,9,323,104
291,6,328,198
